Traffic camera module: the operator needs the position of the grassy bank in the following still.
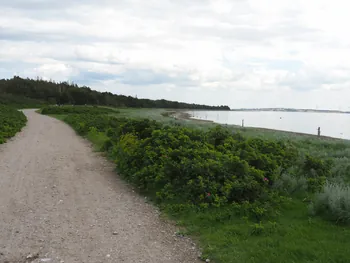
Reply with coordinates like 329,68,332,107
0,105,27,144
42,106,350,263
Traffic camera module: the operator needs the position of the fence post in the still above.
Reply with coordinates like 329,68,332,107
317,127,321,137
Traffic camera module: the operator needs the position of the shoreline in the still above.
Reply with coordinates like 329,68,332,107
169,111,214,123
173,110,344,141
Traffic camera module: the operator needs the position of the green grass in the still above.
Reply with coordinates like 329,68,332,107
86,130,109,151
169,200,350,263
0,93,47,108
47,114,67,121
44,107,350,263
0,105,27,144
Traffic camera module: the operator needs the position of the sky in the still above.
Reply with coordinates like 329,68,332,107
1,0,350,109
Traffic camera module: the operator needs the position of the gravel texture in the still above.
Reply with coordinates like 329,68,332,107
0,110,201,263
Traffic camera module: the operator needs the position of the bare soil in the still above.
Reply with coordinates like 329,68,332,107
0,110,201,263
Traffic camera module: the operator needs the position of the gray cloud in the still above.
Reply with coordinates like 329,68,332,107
118,68,196,86
0,26,116,44
0,0,109,10
177,22,320,44
0,0,349,109
279,69,350,91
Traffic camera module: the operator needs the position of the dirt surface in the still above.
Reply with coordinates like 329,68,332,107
0,110,201,263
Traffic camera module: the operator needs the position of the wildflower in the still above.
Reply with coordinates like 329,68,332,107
207,192,211,197
264,177,269,182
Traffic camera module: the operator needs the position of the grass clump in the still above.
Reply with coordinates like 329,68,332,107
273,172,308,196
311,182,350,224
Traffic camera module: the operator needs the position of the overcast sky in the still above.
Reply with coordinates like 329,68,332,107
1,0,350,109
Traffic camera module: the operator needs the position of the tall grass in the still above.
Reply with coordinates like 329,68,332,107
273,172,308,195
311,182,350,224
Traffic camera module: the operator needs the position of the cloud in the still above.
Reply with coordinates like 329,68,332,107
1,0,350,109
118,68,196,86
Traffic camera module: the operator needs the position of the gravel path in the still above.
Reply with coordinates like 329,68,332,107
0,110,200,263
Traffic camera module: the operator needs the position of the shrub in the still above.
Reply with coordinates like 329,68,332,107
303,154,333,178
301,155,333,192
0,105,27,144
64,114,112,135
206,125,232,147
311,182,350,224
59,113,340,213
62,114,300,206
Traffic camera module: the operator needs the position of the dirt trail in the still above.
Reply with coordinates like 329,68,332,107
0,110,200,263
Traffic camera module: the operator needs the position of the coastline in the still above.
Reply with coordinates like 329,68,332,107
174,110,343,141
169,111,214,123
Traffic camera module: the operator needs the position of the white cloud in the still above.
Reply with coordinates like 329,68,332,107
34,63,79,81
1,0,350,109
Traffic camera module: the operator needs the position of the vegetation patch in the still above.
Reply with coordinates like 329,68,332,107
0,93,47,109
41,105,117,115
0,105,27,144
42,107,350,263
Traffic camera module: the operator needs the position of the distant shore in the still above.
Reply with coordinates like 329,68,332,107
172,110,343,141
169,111,214,123
231,108,350,114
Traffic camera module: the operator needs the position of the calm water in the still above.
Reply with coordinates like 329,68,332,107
188,111,350,140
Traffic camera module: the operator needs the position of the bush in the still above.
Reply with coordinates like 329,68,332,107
61,114,306,208
0,105,27,144
303,154,333,178
302,155,332,192
59,113,338,213
64,114,122,135
311,182,350,224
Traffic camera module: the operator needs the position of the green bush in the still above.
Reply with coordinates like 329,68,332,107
302,155,332,192
60,115,307,207
115,131,268,205
58,113,335,212
0,105,27,144
64,114,112,135
311,182,350,224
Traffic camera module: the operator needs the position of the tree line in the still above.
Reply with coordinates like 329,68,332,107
0,76,230,110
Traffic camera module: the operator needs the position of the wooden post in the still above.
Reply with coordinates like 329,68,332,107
317,127,321,137
242,119,244,127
